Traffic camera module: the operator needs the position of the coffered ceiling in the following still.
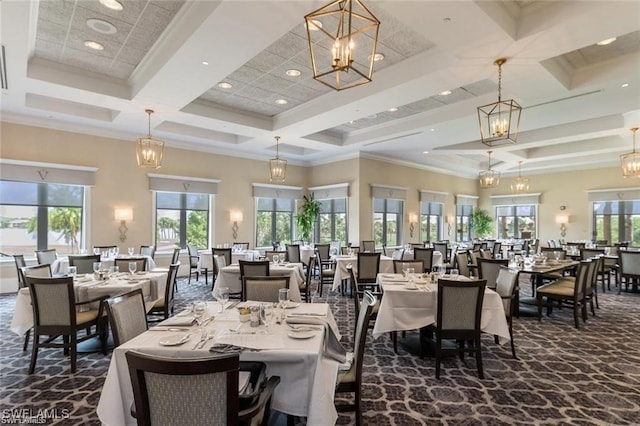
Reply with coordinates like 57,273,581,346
1,0,639,179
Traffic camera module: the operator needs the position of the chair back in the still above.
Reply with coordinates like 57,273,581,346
492,242,502,258
164,263,180,310
68,254,101,274
469,250,480,269
126,351,240,426
573,260,595,301
495,267,519,316
352,291,377,387
357,252,381,281
391,248,404,260
341,246,360,255
437,279,486,335
140,245,155,259
212,248,232,266
315,244,330,260
239,260,270,280
413,247,434,273
454,251,471,277
23,264,52,278
584,257,601,299
105,289,148,346
361,240,375,253
433,242,449,263
619,250,640,277
115,257,148,273
235,242,250,250
26,276,76,330
580,248,605,260
393,260,424,274
170,247,181,264
477,258,508,289
286,244,301,263
187,243,200,267
35,249,57,265
242,276,289,302
264,250,286,263
540,247,567,260
410,243,425,249
13,255,27,288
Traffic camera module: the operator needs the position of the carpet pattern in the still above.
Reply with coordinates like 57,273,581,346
1,276,639,425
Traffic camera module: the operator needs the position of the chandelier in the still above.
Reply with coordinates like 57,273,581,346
269,136,287,182
304,0,380,91
479,151,500,188
510,161,530,193
620,127,640,178
477,58,522,147
135,109,164,169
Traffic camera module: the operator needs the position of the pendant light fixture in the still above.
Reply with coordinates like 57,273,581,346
477,58,522,147
510,161,530,193
620,127,640,178
135,109,164,169
269,136,287,182
305,0,380,91
479,151,500,188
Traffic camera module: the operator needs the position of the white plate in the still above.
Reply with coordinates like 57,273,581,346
404,285,419,290
287,330,316,339
136,271,146,275
285,302,301,309
159,333,191,346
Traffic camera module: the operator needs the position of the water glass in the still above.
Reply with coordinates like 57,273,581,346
404,267,415,280
93,262,101,274
450,268,459,279
68,266,77,279
112,266,119,274
128,262,137,274
93,248,100,256
278,253,286,264
192,301,207,326
260,303,274,328
218,287,229,313
278,288,290,309
128,247,134,256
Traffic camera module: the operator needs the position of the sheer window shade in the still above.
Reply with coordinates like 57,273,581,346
148,173,219,195
0,159,97,186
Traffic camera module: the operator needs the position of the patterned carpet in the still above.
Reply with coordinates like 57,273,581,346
1,275,639,425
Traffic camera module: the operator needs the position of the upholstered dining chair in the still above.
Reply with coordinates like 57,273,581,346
68,254,101,274
433,242,451,267
187,243,204,285
25,276,107,373
13,254,27,288
315,247,335,297
114,257,148,274
264,250,286,263
105,289,148,347
393,260,424,274
299,256,315,302
34,249,57,265
361,240,375,253
235,242,250,250
147,263,180,321
238,260,270,300
212,248,233,268
413,247,434,273
477,258,508,289
454,251,471,277
425,278,487,379
22,263,52,278
335,290,377,426
242,276,289,303
618,250,640,294
139,245,155,259
125,351,280,426
494,267,519,358
491,242,502,259
341,246,360,255
356,252,381,292
285,244,301,264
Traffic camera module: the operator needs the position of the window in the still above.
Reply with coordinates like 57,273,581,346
256,198,294,248
0,181,85,256
373,198,403,247
495,205,537,239
592,200,640,246
155,192,210,251
456,205,473,242
420,201,442,243
316,198,348,244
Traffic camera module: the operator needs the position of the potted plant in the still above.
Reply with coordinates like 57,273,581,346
470,209,494,239
296,193,321,244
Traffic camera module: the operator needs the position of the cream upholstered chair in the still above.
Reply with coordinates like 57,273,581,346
285,244,301,263
454,251,471,277
212,248,232,267
299,256,315,302
315,247,335,297
23,264,52,278
105,289,148,347
13,255,27,288
34,249,57,265
494,267,519,358
68,254,101,274
335,290,377,426
361,240,375,253
356,252,381,292
114,257,148,273
477,258,508,289
242,276,289,303
393,260,424,274
413,247,434,273
125,351,280,426
618,250,640,294
187,243,206,285
139,245,155,259
26,276,107,373
147,263,180,321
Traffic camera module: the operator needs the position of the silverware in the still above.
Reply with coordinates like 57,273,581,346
288,313,326,317
198,334,214,350
192,331,208,349
149,327,189,332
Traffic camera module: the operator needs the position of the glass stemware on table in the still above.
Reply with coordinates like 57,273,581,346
260,303,274,328
192,301,208,328
128,262,137,275
93,261,101,274
128,247,135,256
217,287,229,313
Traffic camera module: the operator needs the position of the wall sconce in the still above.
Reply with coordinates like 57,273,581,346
230,210,243,240
114,208,133,242
408,213,418,238
555,214,569,238
446,215,455,236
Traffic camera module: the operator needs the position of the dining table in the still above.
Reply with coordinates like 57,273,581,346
372,273,510,342
96,301,342,426
197,249,262,272
51,255,157,275
10,271,167,337
213,262,305,302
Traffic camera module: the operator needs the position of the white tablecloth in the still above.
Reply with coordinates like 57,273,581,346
51,255,157,275
198,250,261,272
331,253,443,291
10,271,167,336
372,273,509,341
214,263,305,302
96,302,340,426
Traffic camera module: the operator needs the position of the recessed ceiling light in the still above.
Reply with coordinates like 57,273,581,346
597,37,616,46
388,107,398,112
439,90,452,96
349,120,356,124
218,82,233,89
371,53,385,62
306,19,322,31
84,40,104,51
621,83,629,88
275,99,288,105
285,69,301,77
423,151,429,154
202,61,209,66
443,17,451,23
430,128,435,132
99,0,123,11
86,18,117,35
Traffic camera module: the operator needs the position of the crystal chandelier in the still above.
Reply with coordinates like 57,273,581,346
620,127,640,178
477,58,522,147
479,151,500,188
305,0,380,91
269,136,287,182
510,161,530,193
135,109,164,169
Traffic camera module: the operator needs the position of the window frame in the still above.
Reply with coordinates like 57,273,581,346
255,197,295,249
373,197,404,248
315,197,348,245
420,201,443,243
494,204,538,239
154,191,212,250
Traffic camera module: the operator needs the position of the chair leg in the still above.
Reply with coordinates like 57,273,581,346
23,329,31,352
70,335,77,374
392,331,398,354
354,387,362,426
573,304,580,329
475,338,484,379
28,334,39,374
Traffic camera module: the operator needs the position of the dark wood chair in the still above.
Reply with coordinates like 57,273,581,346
285,244,301,263
356,252,381,292
187,243,206,285
413,247,434,273
361,240,375,253
392,260,424,274
242,276,289,303
68,254,101,274
299,256,315,302
105,289,148,346
239,260,270,300
139,245,156,259
618,250,640,293
494,267,519,358
13,254,27,288
212,248,233,267
23,263,52,278
25,276,107,373
315,248,335,297
114,257,148,274
147,263,180,321
477,258,508,289
34,248,57,265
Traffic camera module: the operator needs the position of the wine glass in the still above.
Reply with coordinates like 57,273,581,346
128,247,134,256
278,253,286,264
128,261,137,275
405,267,415,280
278,288,290,310
93,248,100,256
93,261,101,274
192,301,207,327
260,303,274,328
272,254,279,264
218,287,229,313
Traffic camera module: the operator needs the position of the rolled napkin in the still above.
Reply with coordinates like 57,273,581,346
286,316,346,363
161,316,196,326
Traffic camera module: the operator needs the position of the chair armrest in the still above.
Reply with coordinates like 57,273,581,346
238,376,281,421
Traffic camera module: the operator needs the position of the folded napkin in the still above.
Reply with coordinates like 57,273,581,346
161,316,196,326
286,316,346,363
381,274,408,283
215,333,285,350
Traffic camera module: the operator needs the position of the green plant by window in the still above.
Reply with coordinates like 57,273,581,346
296,193,321,243
471,209,494,238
